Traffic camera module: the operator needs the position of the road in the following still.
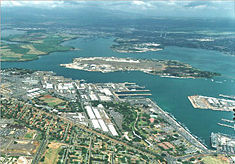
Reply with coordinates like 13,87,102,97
32,118,53,164
148,98,208,152
88,136,93,164
32,136,48,164
60,115,157,158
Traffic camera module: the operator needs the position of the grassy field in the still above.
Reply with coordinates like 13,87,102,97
0,50,22,61
41,142,64,164
202,155,230,164
1,30,76,62
39,95,65,107
23,129,37,139
21,44,46,55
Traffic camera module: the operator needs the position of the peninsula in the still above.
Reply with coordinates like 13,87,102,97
188,95,235,111
60,57,220,79
0,29,77,62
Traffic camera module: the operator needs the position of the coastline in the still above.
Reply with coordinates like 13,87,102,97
0,36,80,62
2,37,235,149
0,47,76,62
148,98,208,151
60,57,220,79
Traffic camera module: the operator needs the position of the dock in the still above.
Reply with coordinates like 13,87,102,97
221,118,234,123
217,123,234,129
219,94,235,100
116,90,151,92
147,98,208,151
116,93,152,97
124,82,136,85
188,95,235,112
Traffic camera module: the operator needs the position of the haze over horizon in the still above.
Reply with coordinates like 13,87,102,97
1,0,235,18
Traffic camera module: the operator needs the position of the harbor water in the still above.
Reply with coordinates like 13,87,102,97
2,37,235,148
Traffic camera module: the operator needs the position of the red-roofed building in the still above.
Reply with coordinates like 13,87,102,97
149,118,155,123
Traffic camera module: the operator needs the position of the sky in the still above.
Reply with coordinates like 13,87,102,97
1,0,235,18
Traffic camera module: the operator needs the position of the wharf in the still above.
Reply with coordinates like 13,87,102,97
116,93,152,97
147,98,208,151
124,82,136,85
117,90,151,92
188,96,201,109
219,94,235,100
217,123,234,129
221,118,234,123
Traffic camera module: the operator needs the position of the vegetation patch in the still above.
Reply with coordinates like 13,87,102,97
39,95,65,107
21,44,46,55
202,155,230,164
41,142,64,164
1,30,76,62
23,129,37,139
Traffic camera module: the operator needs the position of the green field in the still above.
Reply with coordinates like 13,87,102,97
202,156,229,164
39,95,65,107
1,30,76,62
23,129,37,139
42,142,64,164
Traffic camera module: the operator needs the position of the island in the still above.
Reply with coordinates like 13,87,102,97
60,57,220,79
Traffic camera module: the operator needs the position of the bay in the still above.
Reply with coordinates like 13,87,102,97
2,37,235,148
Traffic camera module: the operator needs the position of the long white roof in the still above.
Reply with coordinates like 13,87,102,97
98,119,109,132
85,106,96,119
91,119,100,129
108,124,118,136
27,88,40,93
92,108,102,119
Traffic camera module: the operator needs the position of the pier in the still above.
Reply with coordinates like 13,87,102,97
116,90,151,92
219,94,235,100
116,93,152,97
217,123,234,129
124,82,136,85
221,118,234,123
147,98,208,151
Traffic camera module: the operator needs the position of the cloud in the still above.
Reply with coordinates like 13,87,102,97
1,0,234,18
1,0,65,8
184,1,213,8
132,1,146,6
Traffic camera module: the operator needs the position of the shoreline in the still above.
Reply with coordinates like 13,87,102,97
147,98,208,151
0,47,76,62
188,95,234,112
60,57,219,79
61,63,197,79
0,36,80,62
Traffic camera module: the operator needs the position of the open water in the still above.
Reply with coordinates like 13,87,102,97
2,37,235,148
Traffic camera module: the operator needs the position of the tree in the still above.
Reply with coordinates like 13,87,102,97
161,153,166,157
40,156,45,162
